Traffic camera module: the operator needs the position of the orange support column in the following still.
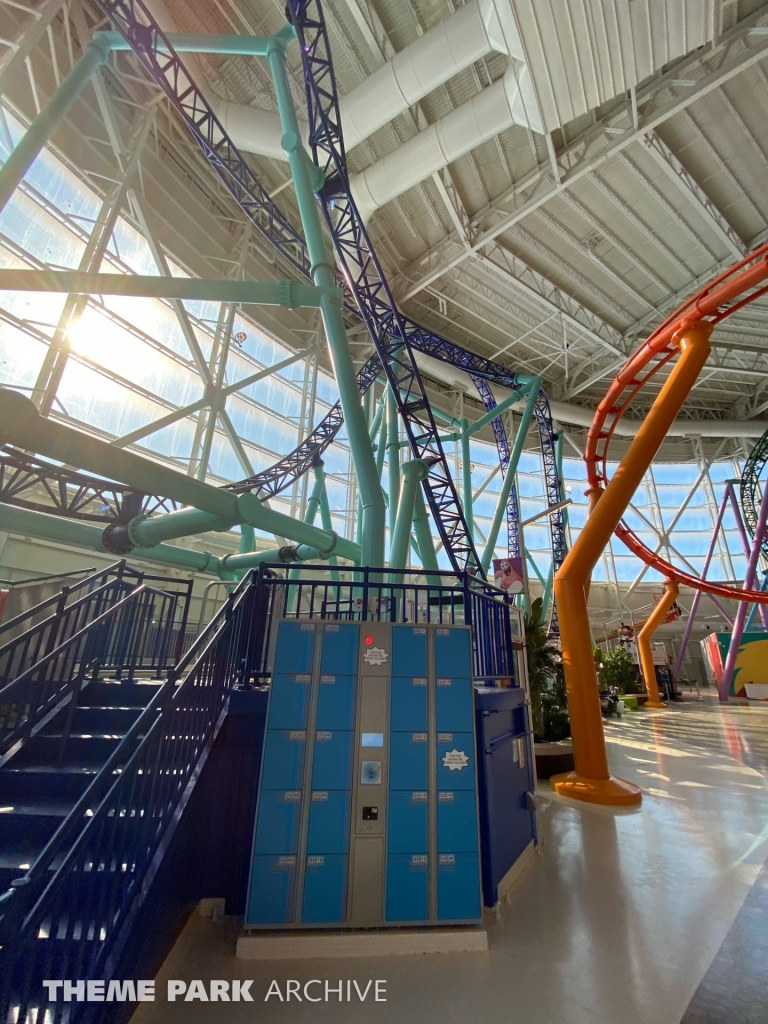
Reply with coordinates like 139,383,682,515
637,579,679,708
552,321,713,806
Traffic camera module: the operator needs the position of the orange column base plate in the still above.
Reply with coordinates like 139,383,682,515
550,772,643,806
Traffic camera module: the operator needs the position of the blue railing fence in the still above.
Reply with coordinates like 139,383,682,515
0,562,192,687
247,564,523,687
0,581,188,760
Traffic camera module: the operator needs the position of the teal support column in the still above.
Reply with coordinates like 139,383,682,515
358,396,385,546
288,466,327,600
268,30,384,569
0,502,228,576
465,386,528,438
314,461,341,583
97,30,274,56
480,376,542,574
239,524,255,553
0,37,110,215
386,376,401,534
389,460,428,574
413,484,440,582
459,418,473,538
375,406,388,480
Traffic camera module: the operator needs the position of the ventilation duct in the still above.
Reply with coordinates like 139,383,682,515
350,61,541,222
212,0,510,162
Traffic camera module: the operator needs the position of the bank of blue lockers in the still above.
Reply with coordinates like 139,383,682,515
244,620,482,929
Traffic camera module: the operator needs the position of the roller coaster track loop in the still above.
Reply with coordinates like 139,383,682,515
586,244,768,604
740,426,768,561
59,0,566,575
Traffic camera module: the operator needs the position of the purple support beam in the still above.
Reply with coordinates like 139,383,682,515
719,479,768,702
725,482,768,630
673,489,730,678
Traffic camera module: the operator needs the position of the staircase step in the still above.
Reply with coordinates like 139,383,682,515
40,706,143,735
0,767,96,804
9,735,123,769
78,679,163,709
0,810,69,859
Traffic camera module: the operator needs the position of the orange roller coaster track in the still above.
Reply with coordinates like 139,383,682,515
587,245,768,606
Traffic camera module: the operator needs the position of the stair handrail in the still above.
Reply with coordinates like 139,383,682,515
0,559,128,640
0,583,182,758
0,569,257,960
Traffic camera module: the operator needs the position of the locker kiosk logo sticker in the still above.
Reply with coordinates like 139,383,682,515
442,749,469,772
363,645,389,666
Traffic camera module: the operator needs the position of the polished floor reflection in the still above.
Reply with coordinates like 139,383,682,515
131,701,768,1024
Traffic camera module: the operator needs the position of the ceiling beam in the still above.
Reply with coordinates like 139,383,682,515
391,9,768,302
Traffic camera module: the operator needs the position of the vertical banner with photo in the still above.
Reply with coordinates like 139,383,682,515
492,557,526,595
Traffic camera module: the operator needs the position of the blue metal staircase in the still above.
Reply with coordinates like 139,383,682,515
0,567,264,1023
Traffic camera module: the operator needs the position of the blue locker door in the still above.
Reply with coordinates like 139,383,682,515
385,854,429,922
390,676,428,732
306,791,351,855
301,855,347,923
274,620,316,673
253,790,302,855
387,792,428,853
436,732,477,790
267,674,312,729
315,675,356,731
391,625,428,676
247,855,296,925
389,732,429,790
320,623,359,675
311,730,353,790
435,676,474,732
434,627,472,678
436,791,479,853
260,730,307,790
437,853,481,921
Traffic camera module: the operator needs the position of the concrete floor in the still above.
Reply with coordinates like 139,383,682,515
131,700,768,1024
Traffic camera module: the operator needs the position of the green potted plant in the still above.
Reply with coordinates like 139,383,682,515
524,597,569,741
597,646,640,694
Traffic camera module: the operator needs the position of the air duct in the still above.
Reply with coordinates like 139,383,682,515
350,62,541,222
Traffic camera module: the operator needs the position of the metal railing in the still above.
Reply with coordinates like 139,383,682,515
248,564,522,686
0,562,192,686
0,582,188,759
0,570,260,1024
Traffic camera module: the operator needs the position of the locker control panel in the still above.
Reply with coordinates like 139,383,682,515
245,620,481,930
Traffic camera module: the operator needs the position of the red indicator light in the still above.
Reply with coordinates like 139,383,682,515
364,635,374,645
